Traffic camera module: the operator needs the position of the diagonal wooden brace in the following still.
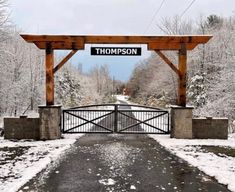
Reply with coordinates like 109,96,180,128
53,50,78,73
154,50,180,76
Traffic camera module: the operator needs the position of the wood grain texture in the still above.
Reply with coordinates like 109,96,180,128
45,43,54,105
21,34,212,50
155,50,180,75
53,50,78,73
178,44,187,107
21,34,212,106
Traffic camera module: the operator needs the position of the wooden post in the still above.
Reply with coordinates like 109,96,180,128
45,43,54,106
178,44,187,107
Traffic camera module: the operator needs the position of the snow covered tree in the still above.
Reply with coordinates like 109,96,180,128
188,73,206,107
128,14,235,132
55,65,81,107
0,31,44,116
89,64,113,103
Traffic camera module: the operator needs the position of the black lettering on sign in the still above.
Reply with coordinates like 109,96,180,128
91,47,141,56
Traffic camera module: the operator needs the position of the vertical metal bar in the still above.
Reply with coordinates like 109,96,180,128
128,111,129,132
100,111,102,132
83,111,85,132
75,111,76,132
114,104,118,133
62,111,65,133
105,110,107,132
156,112,158,133
113,110,114,132
75,111,77,132
88,111,90,132
111,110,113,132
78,111,80,132
90,111,91,132
160,112,162,133
77,111,78,132
71,111,73,133
74,111,76,132
167,112,170,133
152,111,154,133
159,112,160,133
146,112,147,133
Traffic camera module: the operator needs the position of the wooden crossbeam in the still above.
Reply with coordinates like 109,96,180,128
84,35,212,44
21,34,212,50
21,35,84,43
21,34,212,43
53,50,78,73
155,50,180,76
20,34,212,107
34,42,84,50
149,42,197,50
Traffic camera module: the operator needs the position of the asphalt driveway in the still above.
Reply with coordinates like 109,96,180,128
20,133,229,192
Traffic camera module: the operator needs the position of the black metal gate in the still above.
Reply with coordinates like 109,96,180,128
62,104,170,134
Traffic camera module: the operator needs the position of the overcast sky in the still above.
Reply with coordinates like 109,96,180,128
8,0,235,81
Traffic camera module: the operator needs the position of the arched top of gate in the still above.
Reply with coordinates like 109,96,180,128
64,103,167,111
20,34,212,51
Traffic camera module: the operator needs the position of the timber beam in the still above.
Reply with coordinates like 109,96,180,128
45,43,54,106
154,50,180,76
154,44,188,107
20,34,212,106
178,44,187,107
149,42,197,50
21,34,212,51
34,41,84,50
54,50,78,73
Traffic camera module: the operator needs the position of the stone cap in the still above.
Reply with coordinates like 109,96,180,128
170,105,194,109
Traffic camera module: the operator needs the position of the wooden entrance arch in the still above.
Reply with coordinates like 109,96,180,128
20,34,212,107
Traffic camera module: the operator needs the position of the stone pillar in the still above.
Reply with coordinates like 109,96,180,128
38,105,61,140
170,106,194,139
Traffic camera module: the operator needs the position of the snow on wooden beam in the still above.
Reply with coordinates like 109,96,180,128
20,34,212,106
20,34,212,50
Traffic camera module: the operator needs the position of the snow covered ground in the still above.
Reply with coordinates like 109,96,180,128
1,95,234,191
117,94,235,191
149,134,235,192
0,134,83,192
115,95,129,103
